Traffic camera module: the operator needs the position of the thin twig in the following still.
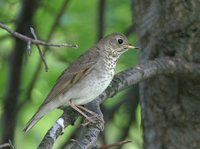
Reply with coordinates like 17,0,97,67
0,22,78,48
8,140,15,149
98,140,131,149
0,140,15,149
30,27,48,72
26,40,32,55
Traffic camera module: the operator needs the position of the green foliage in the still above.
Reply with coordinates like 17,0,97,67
0,0,142,148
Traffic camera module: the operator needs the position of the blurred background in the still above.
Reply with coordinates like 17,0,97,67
0,0,141,148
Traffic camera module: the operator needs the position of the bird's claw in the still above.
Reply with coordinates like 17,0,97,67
81,114,103,126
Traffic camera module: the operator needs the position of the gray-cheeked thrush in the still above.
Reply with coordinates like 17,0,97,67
23,32,137,132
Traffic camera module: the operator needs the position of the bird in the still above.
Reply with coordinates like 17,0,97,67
23,32,137,133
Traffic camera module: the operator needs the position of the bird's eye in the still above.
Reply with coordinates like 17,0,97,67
118,39,123,44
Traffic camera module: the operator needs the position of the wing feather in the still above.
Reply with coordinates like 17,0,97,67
42,48,100,105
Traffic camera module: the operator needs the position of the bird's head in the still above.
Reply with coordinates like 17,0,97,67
97,32,137,58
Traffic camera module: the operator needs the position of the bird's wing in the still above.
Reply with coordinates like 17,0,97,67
42,48,100,105
23,49,100,133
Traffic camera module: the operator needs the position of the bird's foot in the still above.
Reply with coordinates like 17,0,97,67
81,114,105,127
68,100,104,126
75,104,104,126
81,114,99,126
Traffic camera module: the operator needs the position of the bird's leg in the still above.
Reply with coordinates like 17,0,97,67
76,105,98,117
68,100,95,123
77,105,105,127
75,105,101,126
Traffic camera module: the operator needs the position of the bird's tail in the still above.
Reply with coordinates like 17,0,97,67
23,111,44,133
23,102,54,133
23,101,59,133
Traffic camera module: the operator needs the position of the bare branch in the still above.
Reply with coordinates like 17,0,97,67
30,27,48,72
0,143,10,149
0,22,78,48
0,140,15,149
71,101,104,149
38,107,79,149
26,40,32,55
98,140,131,149
98,57,200,103
38,57,200,148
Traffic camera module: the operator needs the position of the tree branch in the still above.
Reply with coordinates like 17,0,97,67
98,140,131,149
0,140,15,149
71,100,104,149
38,107,80,149
38,57,200,148
30,27,49,72
0,22,78,48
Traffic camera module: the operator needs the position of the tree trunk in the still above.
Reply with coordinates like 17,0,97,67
132,0,200,149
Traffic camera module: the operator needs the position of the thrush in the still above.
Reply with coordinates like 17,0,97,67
23,32,136,132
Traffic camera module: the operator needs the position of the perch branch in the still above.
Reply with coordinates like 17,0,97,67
38,57,200,148
38,107,79,149
70,101,104,149
0,22,78,48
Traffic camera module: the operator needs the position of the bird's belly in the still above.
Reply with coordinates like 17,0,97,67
65,69,114,105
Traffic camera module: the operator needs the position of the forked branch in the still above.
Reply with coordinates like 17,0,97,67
0,22,78,48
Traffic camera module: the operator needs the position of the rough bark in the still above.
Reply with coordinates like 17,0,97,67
132,0,200,149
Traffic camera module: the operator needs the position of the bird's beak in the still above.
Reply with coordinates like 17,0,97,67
124,44,139,49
